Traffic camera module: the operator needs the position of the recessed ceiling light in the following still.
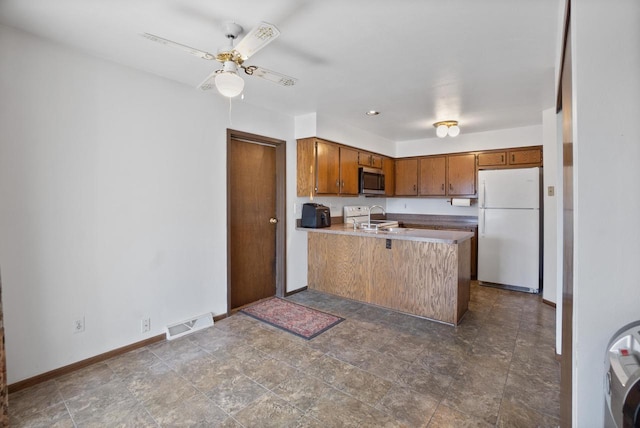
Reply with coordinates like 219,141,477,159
366,110,380,116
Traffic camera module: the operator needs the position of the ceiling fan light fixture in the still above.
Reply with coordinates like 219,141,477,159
215,61,245,97
433,121,460,138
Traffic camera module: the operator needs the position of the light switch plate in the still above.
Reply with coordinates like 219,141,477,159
548,186,555,196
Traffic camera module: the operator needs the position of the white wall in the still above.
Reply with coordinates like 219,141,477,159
395,124,543,158
542,107,558,305
0,25,298,384
571,1,640,425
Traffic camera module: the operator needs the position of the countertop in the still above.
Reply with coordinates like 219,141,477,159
297,224,474,244
385,213,478,229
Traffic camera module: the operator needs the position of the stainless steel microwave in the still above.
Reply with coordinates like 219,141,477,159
359,167,385,195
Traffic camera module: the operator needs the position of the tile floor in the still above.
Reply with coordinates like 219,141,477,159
9,282,560,427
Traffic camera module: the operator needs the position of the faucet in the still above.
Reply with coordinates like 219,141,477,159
368,205,386,227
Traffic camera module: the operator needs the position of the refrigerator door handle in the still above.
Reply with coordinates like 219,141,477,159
479,209,485,235
481,180,486,208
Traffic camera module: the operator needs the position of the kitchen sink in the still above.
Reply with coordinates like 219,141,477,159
378,227,413,233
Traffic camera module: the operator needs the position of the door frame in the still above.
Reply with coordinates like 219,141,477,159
226,129,286,315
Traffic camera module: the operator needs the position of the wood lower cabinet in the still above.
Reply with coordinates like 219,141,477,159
405,224,477,279
395,158,418,195
419,156,446,196
307,232,470,325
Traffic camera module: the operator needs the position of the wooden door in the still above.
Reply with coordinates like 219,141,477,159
447,154,476,196
316,141,340,194
395,158,418,195
229,138,277,309
339,147,359,195
419,156,446,196
560,17,574,428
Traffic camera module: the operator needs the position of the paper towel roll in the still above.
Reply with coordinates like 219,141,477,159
451,198,471,207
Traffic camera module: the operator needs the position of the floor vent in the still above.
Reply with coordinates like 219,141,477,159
166,313,214,341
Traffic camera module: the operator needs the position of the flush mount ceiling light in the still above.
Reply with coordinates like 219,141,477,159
366,110,380,116
433,120,461,138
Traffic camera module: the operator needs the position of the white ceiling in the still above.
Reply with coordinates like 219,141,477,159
0,0,561,142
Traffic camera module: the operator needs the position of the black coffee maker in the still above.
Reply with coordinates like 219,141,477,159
301,203,331,228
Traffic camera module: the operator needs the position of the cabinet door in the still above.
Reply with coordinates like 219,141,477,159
371,155,383,169
340,147,360,195
395,159,418,195
358,152,372,167
316,141,341,194
419,156,446,196
447,154,476,196
509,148,542,165
477,151,506,167
382,157,395,196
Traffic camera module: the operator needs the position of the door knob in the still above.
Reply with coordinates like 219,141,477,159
269,217,278,224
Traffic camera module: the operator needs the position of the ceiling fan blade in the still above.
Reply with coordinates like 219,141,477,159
233,22,280,60
197,70,218,91
244,66,297,87
142,33,216,60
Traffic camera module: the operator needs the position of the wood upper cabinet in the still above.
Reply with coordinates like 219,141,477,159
358,151,383,169
395,158,418,195
339,146,360,195
477,146,542,169
296,138,360,196
419,156,446,196
382,157,395,197
477,151,506,167
315,140,341,194
509,148,542,165
447,153,476,196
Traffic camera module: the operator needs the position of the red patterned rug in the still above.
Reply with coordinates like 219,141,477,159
240,297,344,340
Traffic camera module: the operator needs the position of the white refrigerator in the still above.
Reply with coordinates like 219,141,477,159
477,167,541,293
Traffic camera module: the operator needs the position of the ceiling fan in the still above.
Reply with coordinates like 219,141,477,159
142,22,297,98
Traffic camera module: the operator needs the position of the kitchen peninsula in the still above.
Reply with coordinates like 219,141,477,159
300,225,474,325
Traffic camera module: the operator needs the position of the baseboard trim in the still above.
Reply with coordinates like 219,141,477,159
8,334,165,394
285,286,308,297
542,299,557,308
213,313,228,322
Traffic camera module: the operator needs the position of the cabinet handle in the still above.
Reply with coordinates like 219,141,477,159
413,184,416,192
341,180,345,188
369,155,373,165
441,183,444,191
449,183,453,191
501,154,504,163
511,154,515,162
336,179,339,188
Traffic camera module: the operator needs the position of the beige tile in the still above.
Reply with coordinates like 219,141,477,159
206,375,268,414
272,371,333,411
65,379,139,424
306,387,398,428
233,392,305,428
8,380,64,419
9,401,74,428
428,404,494,427
497,395,561,428
56,362,118,400
144,393,228,427
377,385,439,427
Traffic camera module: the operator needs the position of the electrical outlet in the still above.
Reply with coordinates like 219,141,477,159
74,317,85,334
141,318,151,333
